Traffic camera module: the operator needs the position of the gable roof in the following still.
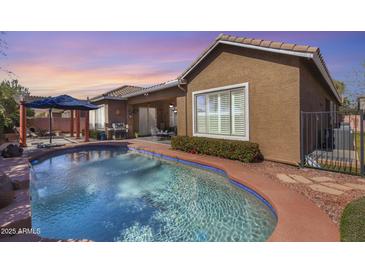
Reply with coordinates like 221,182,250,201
91,85,142,102
179,33,341,103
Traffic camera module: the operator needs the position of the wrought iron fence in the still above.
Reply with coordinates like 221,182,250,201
301,110,364,175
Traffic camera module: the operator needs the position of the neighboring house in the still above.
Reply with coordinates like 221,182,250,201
91,34,341,165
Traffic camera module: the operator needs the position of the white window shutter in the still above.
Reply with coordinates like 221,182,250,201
207,93,219,134
196,95,207,133
219,91,230,135
231,88,246,136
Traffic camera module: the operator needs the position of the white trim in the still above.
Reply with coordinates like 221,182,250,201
90,96,127,102
221,41,314,58
312,54,341,102
192,82,249,142
192,82,249,95
193,133,249,141
181,40,341,103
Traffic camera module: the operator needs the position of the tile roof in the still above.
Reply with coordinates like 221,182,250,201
179,33,340,102
179,33,321,79
91,85,142,101
91,81,179,101
102,85,142,97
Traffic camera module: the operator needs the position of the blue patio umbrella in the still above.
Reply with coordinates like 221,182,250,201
25,95,99,143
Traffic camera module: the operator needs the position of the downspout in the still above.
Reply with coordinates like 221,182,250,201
177,79,188,136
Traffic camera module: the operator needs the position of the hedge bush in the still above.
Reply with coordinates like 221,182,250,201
171,136,262,163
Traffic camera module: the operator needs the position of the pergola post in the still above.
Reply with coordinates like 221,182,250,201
76,110,80,139
84,110,89,142
70,110,74,137
19,99,27,147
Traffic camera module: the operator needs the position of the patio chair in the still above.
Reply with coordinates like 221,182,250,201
112,123,127,139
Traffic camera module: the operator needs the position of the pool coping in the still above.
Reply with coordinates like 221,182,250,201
128,146,278,221
4,140,340,242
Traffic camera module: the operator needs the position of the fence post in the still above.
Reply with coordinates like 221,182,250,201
360,110,364,176
300,111,305,167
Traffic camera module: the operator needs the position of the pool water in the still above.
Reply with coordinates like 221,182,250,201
30,147,277,241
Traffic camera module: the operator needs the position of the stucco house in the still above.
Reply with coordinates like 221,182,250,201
90,34,341,165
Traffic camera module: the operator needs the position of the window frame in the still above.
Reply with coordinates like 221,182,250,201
90,104,106,130
192,82,249,141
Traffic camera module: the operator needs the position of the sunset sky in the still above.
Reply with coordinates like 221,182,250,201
0,31,364,99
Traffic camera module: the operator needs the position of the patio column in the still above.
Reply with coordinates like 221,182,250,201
19,99,27,147
70,110,74,137
84,111,89,142
76,110,80,139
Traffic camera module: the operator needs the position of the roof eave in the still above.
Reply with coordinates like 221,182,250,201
180,40,341,104
90,95,127,102
121,79,180,99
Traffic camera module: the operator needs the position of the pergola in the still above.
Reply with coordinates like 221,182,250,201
19,94,99,146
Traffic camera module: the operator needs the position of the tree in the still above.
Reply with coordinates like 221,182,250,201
334,80,346,96
333,79,356,112
0,80,33,139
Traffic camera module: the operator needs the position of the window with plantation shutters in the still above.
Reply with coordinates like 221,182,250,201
231,88,246,136
193,83,248,141
196,95,207,133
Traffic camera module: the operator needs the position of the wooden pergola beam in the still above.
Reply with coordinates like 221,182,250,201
70,110,74,137
75,110,80,139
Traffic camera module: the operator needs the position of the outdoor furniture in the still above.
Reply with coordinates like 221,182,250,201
36,143,65,149
112,123,128,139
24,94,99,145
151,126,175,140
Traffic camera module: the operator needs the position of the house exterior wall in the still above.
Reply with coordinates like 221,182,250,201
176,96,187,136
182,44,302,165
106,100,128,125
126,87,183,137
299,60,339,112
127,100,174,137
93,99,127,127
299,60,341,158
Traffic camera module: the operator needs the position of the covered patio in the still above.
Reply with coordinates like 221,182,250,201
124,81,183,140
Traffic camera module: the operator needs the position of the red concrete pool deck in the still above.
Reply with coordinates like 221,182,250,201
1,140,340,242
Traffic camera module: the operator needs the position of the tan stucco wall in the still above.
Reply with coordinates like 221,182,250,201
176,96,187,136
94,99,127,128
126,87,184,137
183,44,301,165
300,60,340,112
128,100,175,136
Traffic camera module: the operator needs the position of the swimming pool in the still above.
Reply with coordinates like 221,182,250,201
30,146,277,241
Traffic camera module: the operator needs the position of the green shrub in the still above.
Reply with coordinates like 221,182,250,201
89,130,98,139
171,136,263,163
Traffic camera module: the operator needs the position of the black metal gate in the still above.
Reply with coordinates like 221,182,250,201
301,110,364,175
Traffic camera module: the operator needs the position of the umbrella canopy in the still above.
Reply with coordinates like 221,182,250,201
25,94,99,110
24,95,98,144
